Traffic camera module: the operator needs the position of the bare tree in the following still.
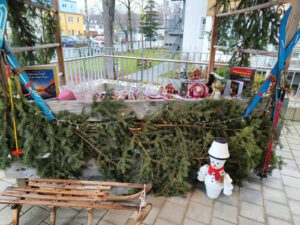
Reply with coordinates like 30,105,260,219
119,0,137,51
115,10,128,42
102,0,115,79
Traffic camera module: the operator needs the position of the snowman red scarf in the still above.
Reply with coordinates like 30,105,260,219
208,165,224,181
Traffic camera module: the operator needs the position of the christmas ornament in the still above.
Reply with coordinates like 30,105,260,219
197,137,233,199
211,80,222,100
165,83,178,95
56,90,77,100
187,67,204,80
187,82,208,99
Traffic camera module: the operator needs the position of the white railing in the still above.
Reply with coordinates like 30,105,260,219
51,54,300,99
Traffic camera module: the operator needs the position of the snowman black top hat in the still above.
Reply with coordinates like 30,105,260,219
208,137,230,160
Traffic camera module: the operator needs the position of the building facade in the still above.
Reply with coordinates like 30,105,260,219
58,0,85,36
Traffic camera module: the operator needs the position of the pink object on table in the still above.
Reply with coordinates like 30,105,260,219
56,90,77,100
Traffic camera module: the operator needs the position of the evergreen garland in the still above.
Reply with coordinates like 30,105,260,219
215,0,280,66
0,78,282,195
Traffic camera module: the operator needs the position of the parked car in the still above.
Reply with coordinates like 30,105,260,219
91,36,104,48
77,37,88,46
61,36,78,47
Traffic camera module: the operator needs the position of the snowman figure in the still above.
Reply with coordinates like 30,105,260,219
197,137,233,199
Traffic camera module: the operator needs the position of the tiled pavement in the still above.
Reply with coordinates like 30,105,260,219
0,121,300,225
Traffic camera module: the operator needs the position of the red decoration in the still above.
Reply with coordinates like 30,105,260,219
11,149,23,157
165,83,178,94
187,83,208,98
208,165,224,181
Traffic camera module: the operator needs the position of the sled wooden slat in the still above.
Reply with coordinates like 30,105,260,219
29,178,151,189
0,199,141,210
6,187,109,197
28,182,112,190
0,178,152,225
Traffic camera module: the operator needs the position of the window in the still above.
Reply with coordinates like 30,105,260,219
77,17,80,23
62,3,66,8
68,16,73,23
199,17,206,39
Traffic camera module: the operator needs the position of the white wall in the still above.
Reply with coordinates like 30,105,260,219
182,0,210,54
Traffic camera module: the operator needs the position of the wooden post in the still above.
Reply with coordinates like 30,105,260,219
87,208,93,225
12,204,22,225
284,0,300,68
207,9,218,81
52,0,66,85
49,206,57,225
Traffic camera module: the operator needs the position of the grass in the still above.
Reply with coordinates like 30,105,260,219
64,48,181,83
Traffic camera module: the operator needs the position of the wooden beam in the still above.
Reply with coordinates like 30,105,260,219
214,45,278,57
52,0,66,86
285,0,300,69
11,43,60,54
208,9,219,80
24,0,57,13
217,0,290,17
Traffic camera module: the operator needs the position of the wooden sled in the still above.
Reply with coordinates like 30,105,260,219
0,178,152,225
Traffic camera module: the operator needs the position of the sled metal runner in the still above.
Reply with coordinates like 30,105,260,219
0,178,152,225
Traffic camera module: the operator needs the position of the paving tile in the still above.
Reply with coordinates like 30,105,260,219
240,187,263,206
262,177,284,190
0,171,5,179
240,202,265,223
191,189,214,207
167,194,190,207
292,151,300,158
211,217,235,225
293,215,300,225
238,216,264,225
264,200,292,221
295,157,300,164
0,181,11,192
267,216,293,225
287,139,300,145
282,175,300,188
263,186,287,204
271,169,282,179
185,201,212,224
20,205,33,214
0,206,13,225
97,220,115,225
0,203,7,211
216,191,239,206
289,199,300,216
101,209,132,225
282,159,298,168
153,218,175,225
212,201,238,223
142,206,160,225
280,166,300,178
285,186,300,202
158,200,186,224
242,178,262,191
289,143,300,149
72,208,106,225
44,207,79,225
182,218,206,225
277,151,294,159
19,206,49,225
147,195,166,208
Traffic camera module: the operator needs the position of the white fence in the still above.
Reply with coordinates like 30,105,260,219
50,53,300,99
